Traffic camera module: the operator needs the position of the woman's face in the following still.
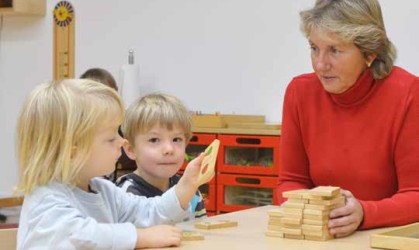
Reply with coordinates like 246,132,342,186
309,27,370,94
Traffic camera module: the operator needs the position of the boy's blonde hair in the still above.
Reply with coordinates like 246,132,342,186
122,93,192,146
17,79,124,193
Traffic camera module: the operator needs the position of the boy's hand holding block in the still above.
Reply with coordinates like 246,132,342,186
197,139,220,186
181,231,205,241
194,220,238,230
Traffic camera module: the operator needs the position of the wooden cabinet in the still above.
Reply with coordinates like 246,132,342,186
0,0,45,15
185,126,281,215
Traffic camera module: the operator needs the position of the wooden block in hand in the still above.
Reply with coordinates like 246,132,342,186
181,231,205,241
194,220,238,230
309,186,341,198
197,139,220,185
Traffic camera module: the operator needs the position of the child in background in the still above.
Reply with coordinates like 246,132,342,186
16,79,205,249
80,67,118,91
116,93,207,220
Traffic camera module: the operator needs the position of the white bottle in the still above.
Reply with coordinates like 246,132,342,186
119,49,140,108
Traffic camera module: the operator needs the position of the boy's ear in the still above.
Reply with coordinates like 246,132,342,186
123,141,137,160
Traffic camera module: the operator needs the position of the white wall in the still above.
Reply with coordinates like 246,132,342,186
0,0,418,195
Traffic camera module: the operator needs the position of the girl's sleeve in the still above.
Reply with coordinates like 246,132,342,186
115,184,190,226
19,193,138,250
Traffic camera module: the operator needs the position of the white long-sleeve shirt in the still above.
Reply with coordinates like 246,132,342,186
17,178,189,249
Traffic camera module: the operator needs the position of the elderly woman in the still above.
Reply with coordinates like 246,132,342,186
277,0,419,238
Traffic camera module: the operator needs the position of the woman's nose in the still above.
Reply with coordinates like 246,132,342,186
313,52,331,71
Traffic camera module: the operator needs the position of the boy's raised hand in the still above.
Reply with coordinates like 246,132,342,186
175,153,205,210
136,225,182,248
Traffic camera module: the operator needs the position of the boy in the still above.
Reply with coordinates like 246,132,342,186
116,93,207,220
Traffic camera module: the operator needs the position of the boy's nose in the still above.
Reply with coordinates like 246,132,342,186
163,142,174,155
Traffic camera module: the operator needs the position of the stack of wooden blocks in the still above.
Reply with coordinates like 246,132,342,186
266,186,345,241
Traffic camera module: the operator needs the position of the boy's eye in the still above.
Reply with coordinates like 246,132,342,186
173,137,183,143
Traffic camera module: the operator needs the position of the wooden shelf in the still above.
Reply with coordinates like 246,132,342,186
0,0,45,16
192,127,281,136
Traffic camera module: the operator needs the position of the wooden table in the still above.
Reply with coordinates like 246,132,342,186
171,205,387,250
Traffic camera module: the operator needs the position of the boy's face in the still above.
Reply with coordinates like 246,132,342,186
78,123,124,190
128,124,187,182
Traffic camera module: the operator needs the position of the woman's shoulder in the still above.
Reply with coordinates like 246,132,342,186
381,66,419,92
387,66,418,82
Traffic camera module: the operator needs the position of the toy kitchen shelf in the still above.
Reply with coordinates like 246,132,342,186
188,114,282,215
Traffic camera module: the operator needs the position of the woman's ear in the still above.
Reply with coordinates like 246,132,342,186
366,53,377,67
123,141,137,160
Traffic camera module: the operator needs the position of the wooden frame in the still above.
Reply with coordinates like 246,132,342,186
0,196,23,208
370,222,419,250
0,0,45,15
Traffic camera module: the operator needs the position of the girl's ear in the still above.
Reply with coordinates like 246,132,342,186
71,146,77,158
123,141,137,160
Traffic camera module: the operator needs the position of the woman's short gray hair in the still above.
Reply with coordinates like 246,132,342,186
300,0,396,79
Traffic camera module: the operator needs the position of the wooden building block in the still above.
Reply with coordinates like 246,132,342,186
282,212,303,219
182,231,205,241
284,234,305,240
303,218,328,226
303,214,329,221
309,186,341,198
268,218,282,226
305,203,341,211
304,234,334,241
309,196,345,206
303,209,330,216
267,225,284,232
281,227,302,235
194,220,238,230
284,202,305,209
302,224,328,232
282,189,309,199
287,198,309,204
267,208,284,217
370,222,419,250
265,230,284,238
283,207,304,215
280,217,302,226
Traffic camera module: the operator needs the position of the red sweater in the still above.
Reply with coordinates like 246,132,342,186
278,67,419,229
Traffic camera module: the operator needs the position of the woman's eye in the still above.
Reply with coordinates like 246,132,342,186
330,47,340,54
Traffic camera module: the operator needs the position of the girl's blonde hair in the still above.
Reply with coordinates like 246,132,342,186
122,93,192,146
17,79,124,193
300,0,397,79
